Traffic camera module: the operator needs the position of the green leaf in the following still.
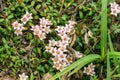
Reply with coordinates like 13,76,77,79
109,52,120,57
35,5,41,10
107,53,111,80
31,1,35,7
37,0,42,2
79,11,83,19
101,0,107,60
0,19,4,22
30,73,34,80
112,74,120,78
50,54,101,80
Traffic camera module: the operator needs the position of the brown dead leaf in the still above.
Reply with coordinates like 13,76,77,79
42,73,52,80
0,76,16,80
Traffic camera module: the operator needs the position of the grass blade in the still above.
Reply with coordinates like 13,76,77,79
101,0,107,60
108,33,120,74
109,52,120,57
107,53,111,80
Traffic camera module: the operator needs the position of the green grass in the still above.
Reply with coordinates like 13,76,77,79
101,0,107,60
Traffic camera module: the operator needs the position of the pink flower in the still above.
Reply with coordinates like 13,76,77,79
53,62,62,70
64,25,72,33
55,26,64,33
31,25,40,32
12,21,19,29
58,41,69,48
39,17,52,27
110,2,119,9
57,53,67,61
110,2,120,16
21,11,33,24
43,26,51,34
83,67,91,75
49,40,57,47
25,11,33,20
38,31,46,40
83,63,95,76
52,57,60,63
58,46,67,52
14,28,23,36
60,34,70,42
21,15,29,24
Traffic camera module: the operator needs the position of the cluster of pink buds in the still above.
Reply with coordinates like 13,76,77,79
12,11,32,36
110,2,120,16
83,63,95,76
45,20,77,71
31,17,52,40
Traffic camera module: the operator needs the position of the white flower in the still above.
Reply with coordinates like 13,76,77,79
55,26,65,33
31,25,40,31
61,34,70,42
14,26,24,36
12,21,19,29
53,63,61,70
39,17,52,27
21,15,29,24
58,46,67,52
110,2,120,16
38,31,46,40
25,11,33,20
42,26,51,33
110,8,119,16
57,53,67,61
14,29,22,36
58,41,69,48
83,63,95,76
83,67,91,75
49,40,57,47
45,46,53,53
19,73,28,80
52,48,63,56
64,25,72,33
110,2,119,9
52,57,60,63
88,63,95,70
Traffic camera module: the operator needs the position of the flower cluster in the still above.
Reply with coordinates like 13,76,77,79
31,17,52,40
45,20,77,71
110,2,120,16
19,73,28,80
83,63,95,76
12,11,32,36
